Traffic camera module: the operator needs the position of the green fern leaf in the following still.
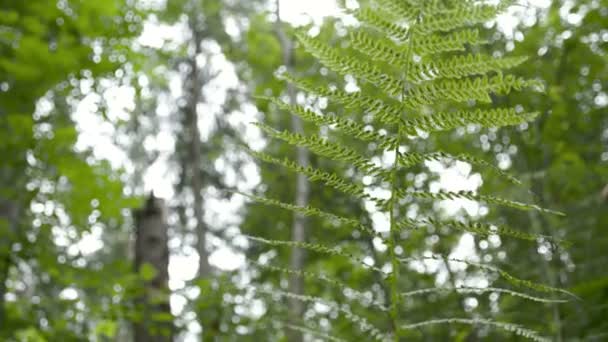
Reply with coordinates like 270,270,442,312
254,261,388,311
351,8,409,41
397,217,570,249
278,72,404,124
399,189,565,216
401,108,539,135
401,286,568,304
373,0,419,21
251,0,569,339
261,97,398,149
236,192,382,239
399,255,577,299
348,30,411,73
251,125,373,172
254,287,389,341
405,74,545,107
248,149,374,201
254,122,386,176
398,151,523,185
400,318,549,342
410,54,528,82
283,323,347,342
296,31,405,96
244,235,388,276
412,28,488,55
413,2,509,34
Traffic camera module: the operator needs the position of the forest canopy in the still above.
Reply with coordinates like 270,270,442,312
1,0,607,341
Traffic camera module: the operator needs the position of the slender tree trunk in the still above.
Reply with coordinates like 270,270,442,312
275,3,311,340
528,25,571,341
134,195,172,342
186,16,212,278
0,252,9,331
0,199,18,331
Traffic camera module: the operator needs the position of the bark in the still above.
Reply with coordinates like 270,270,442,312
186,15,212,279
134,194,172,342
0,198,18,331
275,3,311,341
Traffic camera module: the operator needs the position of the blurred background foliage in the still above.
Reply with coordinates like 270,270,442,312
0,0,606,341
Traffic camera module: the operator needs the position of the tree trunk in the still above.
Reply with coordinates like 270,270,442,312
186,15,212,279
134,194,172,342
0,198,18,331
275,3,311,340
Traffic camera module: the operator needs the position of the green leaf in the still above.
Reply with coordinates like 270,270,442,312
95,320,118,339
139,263,158,281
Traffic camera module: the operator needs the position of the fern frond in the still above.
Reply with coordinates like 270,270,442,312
236,192,382,239
261,97,398,149
254,122,386,176
400,318,549,342
349,37,528,83
398,151,523,186
396,217,570,249
255,287,390,341
412,29,487,55
248,149,373,201
410,54,528,82
405,74,544,107
400,286,569,304
244,235,388,275
398,0,451,15
283,323,347,342
399,255,577,299
395,0,480,15
471,260,576,299
296,31,404,97
373,0,419,21
413,2,510,34
351,8,409,41
348,31,411,72
254,261,388,311
252,0,568,339
401,108,539,135
399,189,565,216
476,194,564,216
278,73,404,124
